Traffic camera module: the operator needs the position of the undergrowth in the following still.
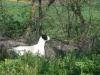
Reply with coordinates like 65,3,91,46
0,52,100,75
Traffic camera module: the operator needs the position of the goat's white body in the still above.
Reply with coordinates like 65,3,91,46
12,45,45,56
9,36,50,56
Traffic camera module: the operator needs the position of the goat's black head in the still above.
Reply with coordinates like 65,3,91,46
41,35,50,41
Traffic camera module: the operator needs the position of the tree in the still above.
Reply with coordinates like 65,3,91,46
24,0,55,39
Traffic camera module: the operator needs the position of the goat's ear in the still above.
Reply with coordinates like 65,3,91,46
41,35,47,40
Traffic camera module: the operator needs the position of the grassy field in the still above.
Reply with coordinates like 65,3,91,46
0,0,100,75
0,0,100,38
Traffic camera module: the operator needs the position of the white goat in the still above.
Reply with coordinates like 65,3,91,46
8,35,50,56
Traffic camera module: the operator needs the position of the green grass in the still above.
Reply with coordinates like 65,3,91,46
0,1,32,38
0,0,100,39
0,52,100,75
6,1,31,22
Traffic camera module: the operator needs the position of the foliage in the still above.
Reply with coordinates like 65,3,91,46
0,52,100,75
0,0,99,40
0,0,31,38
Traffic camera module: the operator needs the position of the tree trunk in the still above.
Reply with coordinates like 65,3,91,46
37,0,42,36
70,0,85,34
24,0,36,39
67,1,71,38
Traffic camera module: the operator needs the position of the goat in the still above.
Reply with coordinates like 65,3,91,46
8,35,50,56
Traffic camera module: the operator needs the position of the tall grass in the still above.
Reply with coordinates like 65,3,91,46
0,52,100,75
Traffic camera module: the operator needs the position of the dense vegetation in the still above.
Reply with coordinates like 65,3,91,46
0,0,100,75
0,52,100,75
